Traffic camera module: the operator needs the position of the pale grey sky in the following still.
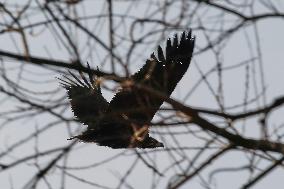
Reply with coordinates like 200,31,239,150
0,1,284,189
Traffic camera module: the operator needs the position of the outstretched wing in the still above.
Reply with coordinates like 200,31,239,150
59,67,109,127
107,31,195,124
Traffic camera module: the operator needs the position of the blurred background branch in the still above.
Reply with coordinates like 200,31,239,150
0,0,284,189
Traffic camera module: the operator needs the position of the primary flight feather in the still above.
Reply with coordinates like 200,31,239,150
60,30,195,148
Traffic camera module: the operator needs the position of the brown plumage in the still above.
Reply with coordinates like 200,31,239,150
59,31,195,148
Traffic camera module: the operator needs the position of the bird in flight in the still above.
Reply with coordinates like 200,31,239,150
59,31,195,148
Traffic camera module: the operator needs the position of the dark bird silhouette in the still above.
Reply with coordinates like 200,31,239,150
59,31,195,148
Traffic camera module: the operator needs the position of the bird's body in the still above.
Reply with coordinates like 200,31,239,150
59,31,195,148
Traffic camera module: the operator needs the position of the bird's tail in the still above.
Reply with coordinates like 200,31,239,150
67,130,99,143
67,136,78,140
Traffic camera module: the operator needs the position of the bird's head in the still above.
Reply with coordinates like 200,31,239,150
138,136,164,148
129,124,164,148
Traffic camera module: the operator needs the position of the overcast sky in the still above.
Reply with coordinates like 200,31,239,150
0,1,284,189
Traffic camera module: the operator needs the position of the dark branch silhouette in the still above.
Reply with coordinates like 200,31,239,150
0,1,283,189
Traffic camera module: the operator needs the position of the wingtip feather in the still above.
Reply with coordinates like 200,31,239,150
157,45,165,62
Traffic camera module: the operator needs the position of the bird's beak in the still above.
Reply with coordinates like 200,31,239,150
158,142,164,148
